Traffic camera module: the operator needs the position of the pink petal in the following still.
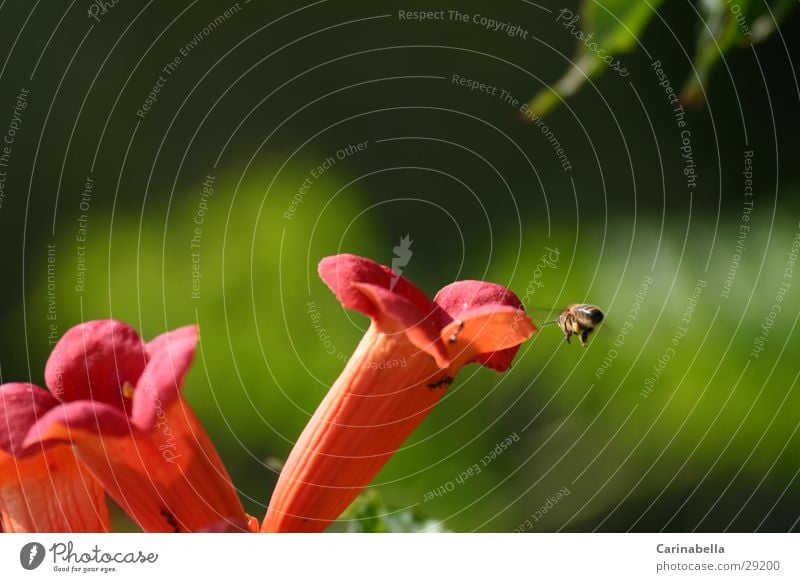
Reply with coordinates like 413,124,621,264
23,401,132,449
318,254,449,368
434,280,525,317
45,320,147,409
353,283,449,368
318,254,435,319
434,281,532,371
0,383,60,458
132,325,198,431
0,386,111,532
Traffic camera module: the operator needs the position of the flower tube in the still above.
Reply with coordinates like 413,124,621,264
263,254,535,532
0,382,109,532
26,321,248,532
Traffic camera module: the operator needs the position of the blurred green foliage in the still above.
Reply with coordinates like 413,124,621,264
341,490,450,533
529,0,796,114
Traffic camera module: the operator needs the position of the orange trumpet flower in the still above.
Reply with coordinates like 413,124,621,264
263,254,536,532
23,320,249,532
0,382,110,532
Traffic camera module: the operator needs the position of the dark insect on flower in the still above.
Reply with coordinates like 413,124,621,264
427,376,454,389
448,320,464,344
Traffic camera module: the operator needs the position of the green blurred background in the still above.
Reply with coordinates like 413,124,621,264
0,0,798,531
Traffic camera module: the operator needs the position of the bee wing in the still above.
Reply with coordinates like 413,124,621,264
573,304,605,324
525,306,562,327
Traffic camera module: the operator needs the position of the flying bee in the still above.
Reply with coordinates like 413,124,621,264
554,304,604,347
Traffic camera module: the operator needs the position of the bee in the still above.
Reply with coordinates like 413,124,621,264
555,304,604,347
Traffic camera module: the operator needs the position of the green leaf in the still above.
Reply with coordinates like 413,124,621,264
582,0,666,54
342,490,450,533
527,0,663,117
527,0,797,117
680,0,756,104
678,0,797,104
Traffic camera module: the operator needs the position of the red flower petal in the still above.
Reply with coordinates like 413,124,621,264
434,279,524,319
45,320,147,409
352,283,449,368
24,401,131,447
0,383,110,532
318,254,435,319
0,383,60,457
32,321,244,532
132,325,198,431
434,280,532,371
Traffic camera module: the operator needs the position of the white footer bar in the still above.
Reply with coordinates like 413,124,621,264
1,533,796,580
